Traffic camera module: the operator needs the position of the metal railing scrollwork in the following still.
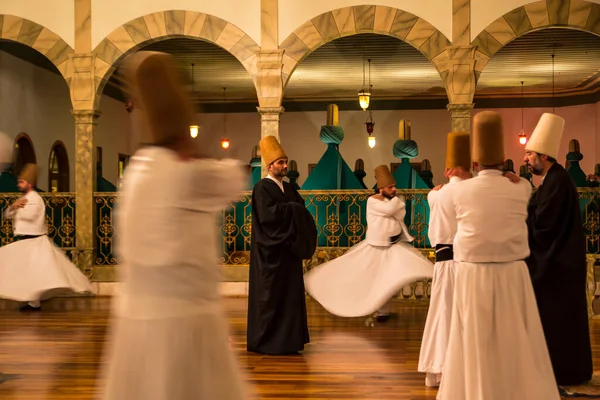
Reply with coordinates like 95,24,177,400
0,193,76,248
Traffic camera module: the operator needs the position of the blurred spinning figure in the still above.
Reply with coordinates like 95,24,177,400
98,52,248,400
0,133,92,311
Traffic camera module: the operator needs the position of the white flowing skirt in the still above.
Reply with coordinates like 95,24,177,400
304,240,434,317
0,236,93,301
418,259,457,374
437,261,560,400
99,302,249,400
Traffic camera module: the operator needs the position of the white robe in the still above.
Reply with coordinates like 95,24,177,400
304,195,433,317
99,147,249,400
418,177,462,378
0,190,92,301
437,170,559,400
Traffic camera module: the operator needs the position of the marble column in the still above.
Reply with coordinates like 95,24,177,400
447,103,474,133
257,106,284,177
433,45,477,133
72,110,100,271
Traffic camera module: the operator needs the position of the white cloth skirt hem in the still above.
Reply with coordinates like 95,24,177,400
98,304,249,400
437,261,560,400
0,236,93,302
418,259,457,374
304,240,434,317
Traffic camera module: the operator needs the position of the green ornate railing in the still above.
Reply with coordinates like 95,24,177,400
95,193,119,265
579,188,600,254
1,188,599,266
93,190,431,266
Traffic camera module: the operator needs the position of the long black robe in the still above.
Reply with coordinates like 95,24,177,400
247,178,317,355
526,162,593,385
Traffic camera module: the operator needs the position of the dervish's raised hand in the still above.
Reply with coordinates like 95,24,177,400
11,198,28,209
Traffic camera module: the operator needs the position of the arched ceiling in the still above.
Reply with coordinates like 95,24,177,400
285,33,445,101
2,28,600,108
109,38,256,103
476,29,600,98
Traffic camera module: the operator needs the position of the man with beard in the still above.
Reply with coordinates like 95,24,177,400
0,163,92,311
304,165,433,320
247,136,317,355
438,111,559,399
524,113,593,390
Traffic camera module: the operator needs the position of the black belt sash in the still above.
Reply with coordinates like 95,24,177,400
435,244,454,262
390,233,401,244
14,234,42,242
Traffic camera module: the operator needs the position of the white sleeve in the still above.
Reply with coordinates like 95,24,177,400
520,178,533,201
15,196,44,221
392,196,407,222
427,189,438,206
180,158,247,212
368,196,402,217
4,206,15,219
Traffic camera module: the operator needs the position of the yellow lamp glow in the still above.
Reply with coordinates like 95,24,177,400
518,130,527,146
190,125,199,138
368,135,376,148
358,89,371,110
221,138,230,149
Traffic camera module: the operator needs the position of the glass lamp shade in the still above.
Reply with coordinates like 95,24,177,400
190,125,199,138
221,138,230,149
358,89,371,110
368,135,376,148
518,130,527,146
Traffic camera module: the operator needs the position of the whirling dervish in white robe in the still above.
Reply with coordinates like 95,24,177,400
304,165,433,318
418,132,471,388
98,51,249,400
0,158,93,311
437,111,559,400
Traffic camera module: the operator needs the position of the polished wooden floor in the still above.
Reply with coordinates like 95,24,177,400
0,297,599,399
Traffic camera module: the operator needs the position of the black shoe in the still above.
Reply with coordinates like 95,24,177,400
376,314,390,322
19,304,41,312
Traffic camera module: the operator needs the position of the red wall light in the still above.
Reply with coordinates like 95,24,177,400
518,131,527,146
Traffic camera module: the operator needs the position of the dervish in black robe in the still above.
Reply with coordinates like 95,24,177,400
247,178,317,355
526,162,593,385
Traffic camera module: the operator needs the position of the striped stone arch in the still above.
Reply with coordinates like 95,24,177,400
0,14,74,83
93,10,260,96
279,5,451,85
472,0,600,79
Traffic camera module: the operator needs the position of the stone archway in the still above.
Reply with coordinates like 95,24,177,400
93,10,261,97
0,14,74,83
279,5,451,85
472,0,600,79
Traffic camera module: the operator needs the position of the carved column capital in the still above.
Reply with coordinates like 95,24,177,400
71,109,101,123
447,103,474,115
257,106,285,117
447,103,474,133
67,53,100,111
256,106,285,177
434,46,477,105
252,50,285,108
